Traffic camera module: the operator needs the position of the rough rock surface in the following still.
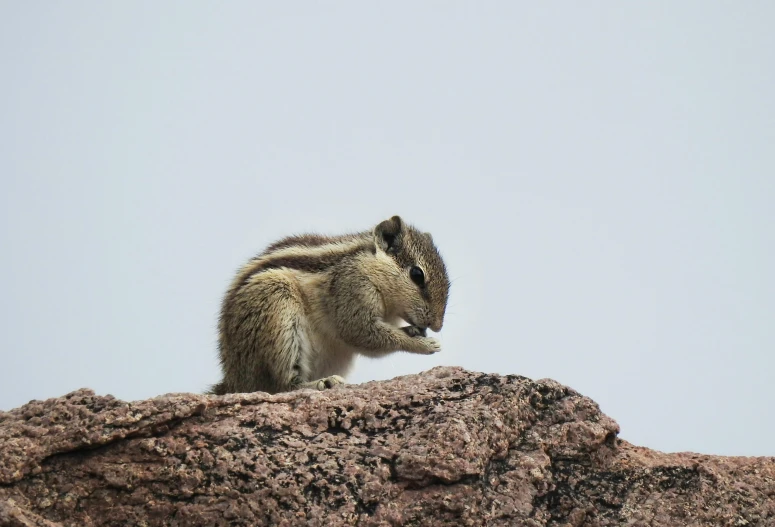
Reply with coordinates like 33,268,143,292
0,367,772,526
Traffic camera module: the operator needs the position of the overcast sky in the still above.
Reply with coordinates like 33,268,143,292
2,3,773,457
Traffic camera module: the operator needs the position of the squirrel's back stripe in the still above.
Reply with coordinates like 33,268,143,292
227,235,372,300
265,232,366,253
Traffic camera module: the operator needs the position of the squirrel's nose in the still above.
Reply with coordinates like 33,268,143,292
430,317,443,333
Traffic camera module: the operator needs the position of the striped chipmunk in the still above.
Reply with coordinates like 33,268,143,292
209,216,450,395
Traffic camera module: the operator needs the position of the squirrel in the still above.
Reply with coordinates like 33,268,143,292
209,215,450,395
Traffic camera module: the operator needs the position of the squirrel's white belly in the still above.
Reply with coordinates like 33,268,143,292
304,319,358,381
295,271,360,381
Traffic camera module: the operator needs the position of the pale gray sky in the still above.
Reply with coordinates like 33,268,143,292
2,3,773,456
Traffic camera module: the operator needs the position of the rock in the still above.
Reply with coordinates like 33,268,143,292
0,366,772,526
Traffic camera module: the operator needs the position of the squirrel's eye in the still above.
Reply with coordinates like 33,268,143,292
409,266,425,287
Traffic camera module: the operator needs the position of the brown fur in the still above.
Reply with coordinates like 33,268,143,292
211,216,450,395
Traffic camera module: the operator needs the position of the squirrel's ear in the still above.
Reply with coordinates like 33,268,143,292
374,216,404,253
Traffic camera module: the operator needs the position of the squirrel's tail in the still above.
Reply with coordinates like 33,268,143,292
206,381,227,395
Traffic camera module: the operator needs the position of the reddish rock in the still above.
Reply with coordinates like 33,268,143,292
0,367,772,526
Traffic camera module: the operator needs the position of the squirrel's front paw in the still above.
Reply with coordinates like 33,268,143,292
415,337,441,355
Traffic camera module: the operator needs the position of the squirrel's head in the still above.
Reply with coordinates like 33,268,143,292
373,216,450,333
